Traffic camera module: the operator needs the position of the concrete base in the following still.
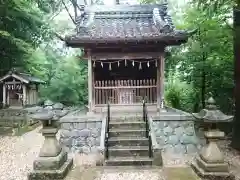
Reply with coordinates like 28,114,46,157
28,158,73,180
33,150,68,170
191,159,235,180
196,156,228,172
152,148,163,166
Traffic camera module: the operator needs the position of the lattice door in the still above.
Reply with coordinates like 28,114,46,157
118,89,134,104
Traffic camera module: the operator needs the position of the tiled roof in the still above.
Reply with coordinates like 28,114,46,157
0,71,44,84
65,4,191,46
17,73,44,84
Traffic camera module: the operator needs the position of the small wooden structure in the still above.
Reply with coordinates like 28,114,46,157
0,70,44,107
65,4,192,113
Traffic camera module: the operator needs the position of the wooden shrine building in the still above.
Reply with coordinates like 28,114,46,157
65,4,192,113
0,70,44,107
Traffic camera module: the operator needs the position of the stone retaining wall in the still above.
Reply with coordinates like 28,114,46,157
59,108,203,155
59,118,202,155
0,109,29,127
60,118,102,154
152,120,202,154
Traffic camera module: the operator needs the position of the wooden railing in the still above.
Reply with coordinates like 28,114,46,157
94,79,157,105
104,101,110,159
143,100,153,158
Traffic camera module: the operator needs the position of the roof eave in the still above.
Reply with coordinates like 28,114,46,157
0,74,29,84
29,80,45,84
65,33,190,48
0,73,45,84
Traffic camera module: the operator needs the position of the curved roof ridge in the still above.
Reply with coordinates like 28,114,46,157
83,4,168,14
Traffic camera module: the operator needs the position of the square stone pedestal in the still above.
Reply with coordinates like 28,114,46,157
28,149,73,180
191,156,234,180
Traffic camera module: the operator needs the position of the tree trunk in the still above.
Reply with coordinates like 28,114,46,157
199,27,206,109
231,6,240,150
201,53,206,109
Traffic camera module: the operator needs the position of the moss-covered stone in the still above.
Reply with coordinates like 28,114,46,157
28,158,73,180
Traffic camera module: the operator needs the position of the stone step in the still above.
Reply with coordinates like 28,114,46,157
109,129,146,137
108,137,149,146
109,121,146,129
105,157,153,166
110,117,143,123
108,146,149,157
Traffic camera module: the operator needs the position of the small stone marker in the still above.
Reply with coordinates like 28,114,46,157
28,108,73,180
191,97,235,180
53,103,64,110
44,100,54,107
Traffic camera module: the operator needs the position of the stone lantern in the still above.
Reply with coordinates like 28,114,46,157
28,106,73,180
191,97,234,180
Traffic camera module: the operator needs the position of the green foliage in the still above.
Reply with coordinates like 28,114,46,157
165,85,181,109
177,4,234,113
0,0,88,105
165,71,196,112
27,44,88,105
0,0,49,75
139,0,234,114
38,56,88,106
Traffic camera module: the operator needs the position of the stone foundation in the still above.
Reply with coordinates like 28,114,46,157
153,120,202,154
60,117,102,153
0,108,33,127
152,107,203,154
59,107,203,155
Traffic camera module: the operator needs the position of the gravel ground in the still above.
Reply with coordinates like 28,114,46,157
162,152,196,167
96,170,165,180
219,140,240,180
0,127,43,180
1,128,240,180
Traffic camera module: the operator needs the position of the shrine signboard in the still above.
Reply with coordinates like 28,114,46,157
6,84,22,90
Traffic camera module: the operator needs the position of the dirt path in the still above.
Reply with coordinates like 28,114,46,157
0,127,43,180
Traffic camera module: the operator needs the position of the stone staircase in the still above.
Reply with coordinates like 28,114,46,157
105,116,153,166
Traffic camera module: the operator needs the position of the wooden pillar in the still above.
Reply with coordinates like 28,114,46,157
88,50,93,113
36,84,39,105
92,63,95,111
35,86,38,105
157,57,161,111
7,90,9,105
157,53,165,111
22,84,27,106
160,53,165,108
2,83,6,105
